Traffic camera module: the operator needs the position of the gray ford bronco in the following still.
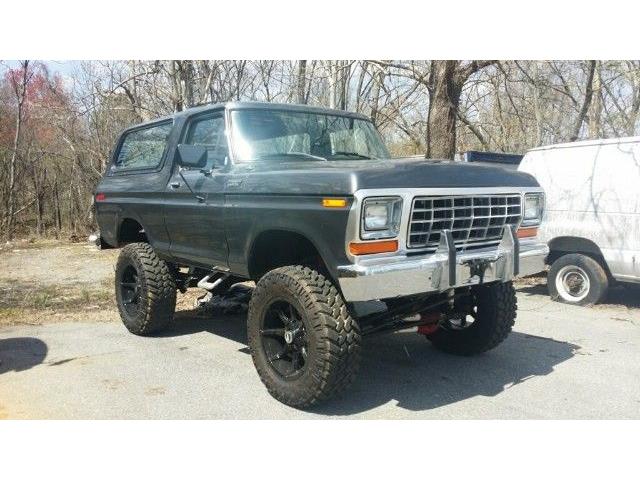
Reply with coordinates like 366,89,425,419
95,101,548,408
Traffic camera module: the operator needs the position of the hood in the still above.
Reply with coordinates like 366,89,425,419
228,157,539,195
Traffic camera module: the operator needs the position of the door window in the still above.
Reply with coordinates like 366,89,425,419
113,122,172,171
185,115,228,164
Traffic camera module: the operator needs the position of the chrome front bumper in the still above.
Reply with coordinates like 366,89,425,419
337,227,549,302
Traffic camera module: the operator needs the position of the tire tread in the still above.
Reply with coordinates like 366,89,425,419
428,282,517,356
248,265,361,408
115,242,176,335
548,253,608,306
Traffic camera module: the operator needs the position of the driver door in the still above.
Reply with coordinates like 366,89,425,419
164,112,229,268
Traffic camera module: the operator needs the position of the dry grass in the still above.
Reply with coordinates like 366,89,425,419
0,278,116,326
0,274,206,327
0,282,113,310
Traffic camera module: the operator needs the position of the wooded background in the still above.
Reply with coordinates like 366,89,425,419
2,60,639,240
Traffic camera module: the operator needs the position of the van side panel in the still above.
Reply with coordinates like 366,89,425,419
519,141,640,282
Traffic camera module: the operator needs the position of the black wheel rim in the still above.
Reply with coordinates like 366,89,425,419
120,264,142,316
260,300,309,379
445,306,477,330
443,294,478,331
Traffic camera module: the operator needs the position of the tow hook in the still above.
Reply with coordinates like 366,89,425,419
463,258,488,284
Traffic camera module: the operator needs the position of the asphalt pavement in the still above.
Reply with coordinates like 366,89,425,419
1,284,639,419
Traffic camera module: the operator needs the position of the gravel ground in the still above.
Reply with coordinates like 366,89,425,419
0,240,118,287
1,242,639,419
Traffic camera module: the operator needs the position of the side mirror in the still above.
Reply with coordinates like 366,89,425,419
177,144,207,169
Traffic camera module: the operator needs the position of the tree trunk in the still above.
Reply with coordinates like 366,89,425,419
297,60,307,104
182,60,194,108
588,61,602,138
33,162,44,235
328,61,337,109
53,177,62,237
304,61,316,104
235,61,246,101
6,61,30,241
425,60,497,159
338,61,351,110
570,60,596,141
370,64,385,126
169,60,183,112
531,62,543,145
425,61,461,159
354,61,367,113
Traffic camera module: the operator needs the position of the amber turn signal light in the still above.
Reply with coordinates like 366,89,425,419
517,227,538,238
322,198,347,208
349,239,398,255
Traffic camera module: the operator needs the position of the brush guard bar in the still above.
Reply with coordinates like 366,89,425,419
337,226,548,302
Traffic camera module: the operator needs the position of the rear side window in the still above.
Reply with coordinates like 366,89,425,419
114,122,173,171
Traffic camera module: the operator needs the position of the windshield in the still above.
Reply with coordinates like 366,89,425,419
230,109,389,162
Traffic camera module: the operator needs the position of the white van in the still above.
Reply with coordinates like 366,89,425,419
518,136,640,305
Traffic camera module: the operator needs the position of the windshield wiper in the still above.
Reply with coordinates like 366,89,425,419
330,151,372,159
254,152,327,161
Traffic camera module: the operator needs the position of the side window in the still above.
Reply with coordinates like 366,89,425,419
185,115,228,163
114,122,172,171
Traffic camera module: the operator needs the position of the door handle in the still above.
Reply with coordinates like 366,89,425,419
170,182,181,189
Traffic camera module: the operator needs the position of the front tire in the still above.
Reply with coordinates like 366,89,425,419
247,266,361,409
115,242,176,335
427,281,517,356
548,253,608,306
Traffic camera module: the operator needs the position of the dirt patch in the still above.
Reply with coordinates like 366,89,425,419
0,240,214,326
0,241,118,287
0,241,119,326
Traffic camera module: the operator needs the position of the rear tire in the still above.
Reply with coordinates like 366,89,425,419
548,253,608,306
247,266,361,409
115,243,176,335
427,282,517,356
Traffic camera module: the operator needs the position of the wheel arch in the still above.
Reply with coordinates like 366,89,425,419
547,236,612,277
117,217,149,246
247,228,332,282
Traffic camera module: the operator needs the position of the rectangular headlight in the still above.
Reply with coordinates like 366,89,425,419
361,197,402,240
523,193,544,226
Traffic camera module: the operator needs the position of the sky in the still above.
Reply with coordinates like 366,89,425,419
3,60,78,78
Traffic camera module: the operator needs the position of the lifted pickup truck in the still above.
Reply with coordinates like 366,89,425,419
95,101,548,408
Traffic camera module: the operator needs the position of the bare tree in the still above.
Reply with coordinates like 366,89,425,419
2,59,640,241
4,60,33,240
424,60,497,159
570,60,597,141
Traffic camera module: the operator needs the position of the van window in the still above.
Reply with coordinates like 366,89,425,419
185,115,228,163
114,122,172,171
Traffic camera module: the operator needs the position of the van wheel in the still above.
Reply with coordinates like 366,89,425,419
115,242,177,335
247,266,361,409
548,253,608,306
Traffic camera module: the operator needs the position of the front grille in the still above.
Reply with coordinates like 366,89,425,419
407,194,522,251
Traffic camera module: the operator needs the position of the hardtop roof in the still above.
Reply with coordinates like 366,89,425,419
127,101,371,131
